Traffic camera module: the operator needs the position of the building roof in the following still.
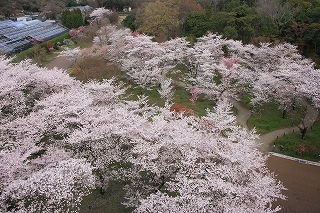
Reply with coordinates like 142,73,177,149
0,20,69,55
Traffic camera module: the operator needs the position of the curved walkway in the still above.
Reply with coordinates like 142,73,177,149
229,98,251,129
230,97,318,156
258,99,318,153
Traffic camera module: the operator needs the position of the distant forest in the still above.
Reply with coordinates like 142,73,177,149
123,0,320,61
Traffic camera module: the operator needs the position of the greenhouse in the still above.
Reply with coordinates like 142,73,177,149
0,20,69,55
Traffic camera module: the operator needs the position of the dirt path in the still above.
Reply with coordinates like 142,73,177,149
45,54,73,70
229,98,251,129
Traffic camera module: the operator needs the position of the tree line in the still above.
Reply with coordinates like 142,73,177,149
123,0,320,58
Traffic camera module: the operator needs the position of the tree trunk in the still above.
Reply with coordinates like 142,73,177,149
301,127,307,139
292,100,296,110
282,109,287,119
157,175,165,191
99,172,105,195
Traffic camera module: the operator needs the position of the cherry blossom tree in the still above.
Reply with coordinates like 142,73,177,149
90,7,112,20
88,26,319,112
58,25,130,75
301,68,320,108
0,56,286,212
82,25,190,90
69,26,85,40
87,26,190,89
238,42,320,120
189,86,198,105
10,24,320,211
82,27,318,212
55,28,319,212
158,78,174,104
182,33,251,101
0,58,94,212
123,99,285,212
93,25,131,61
119,34,167,88
0,57,78,123
117,33,189,89
0,159,95,212
58,47,81,62
89,7,114,26
176,33,320,114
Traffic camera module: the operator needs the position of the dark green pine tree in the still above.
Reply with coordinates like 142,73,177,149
61,9,84,29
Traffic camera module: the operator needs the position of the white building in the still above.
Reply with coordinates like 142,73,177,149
17,16,32,22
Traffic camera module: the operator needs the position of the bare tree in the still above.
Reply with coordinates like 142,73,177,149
256,0,297,33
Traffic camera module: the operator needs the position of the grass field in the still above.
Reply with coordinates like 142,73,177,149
172,87,216,116
124,84,216,116
80,181,133,213
166,64,188,81
247,101,306,135
273,120,320,162
41,53,59,65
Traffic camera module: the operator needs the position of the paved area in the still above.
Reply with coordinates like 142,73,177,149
231,98,320,213
268,155,320,213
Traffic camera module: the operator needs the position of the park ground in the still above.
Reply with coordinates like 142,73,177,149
46,48,320,213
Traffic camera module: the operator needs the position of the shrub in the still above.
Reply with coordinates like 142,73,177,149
170,103,195,116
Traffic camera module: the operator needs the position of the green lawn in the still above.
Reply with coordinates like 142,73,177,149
41,53,59,65
240,94,253,109
273,120,320,162
247,101,306,135
166,64,188,81
124,84,165,107
80,181,133,213
124,84,216,117
173,87,216,117
245,97,319,162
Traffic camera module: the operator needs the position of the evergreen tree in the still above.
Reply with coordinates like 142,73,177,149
61,9,84,29
122,13,136,31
